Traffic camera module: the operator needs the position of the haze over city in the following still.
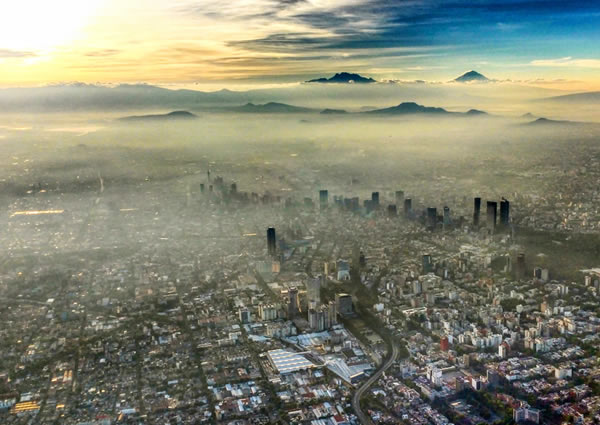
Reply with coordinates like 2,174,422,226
1,1,600,425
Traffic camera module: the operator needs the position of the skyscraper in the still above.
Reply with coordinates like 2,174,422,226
307,277,321,309
404,198,412,218
422,254,433,274
486,201,497,233
387,204,397,217
516,253,526,281
288,287,299,318
319,189,328,210
443,206,451,228
371,192,380,208
473,197,481,227
426,207,437,231
395,190,404,205
500,198,510,228
267,227,277,257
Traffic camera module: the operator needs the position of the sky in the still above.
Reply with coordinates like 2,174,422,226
1,0,599,90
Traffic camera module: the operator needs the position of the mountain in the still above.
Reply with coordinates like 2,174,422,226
306,72,376,84
320,108,347,114
525,117,576,126
0,83,254,111
365,102,488,116
229,102,313,113
365,102,450,115
466,109,487,115
118,110,197,121
454,70,489,83
521,112,537,119
544,91,600,103
522,117,600,127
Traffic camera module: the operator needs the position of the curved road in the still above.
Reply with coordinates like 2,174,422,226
352,342,400,424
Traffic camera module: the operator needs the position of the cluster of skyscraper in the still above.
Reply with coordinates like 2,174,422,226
473,197,511,234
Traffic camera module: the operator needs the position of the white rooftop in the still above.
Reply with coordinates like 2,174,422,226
267,349,316,374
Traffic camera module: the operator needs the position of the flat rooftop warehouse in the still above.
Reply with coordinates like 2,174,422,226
267,349,317,374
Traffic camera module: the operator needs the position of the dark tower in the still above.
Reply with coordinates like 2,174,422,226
443,206,451,228
404,198,412,218
516,253,526,281
500,198,510,228
473,197,481,227
486,201,497,233
422,254,433,274
267,227,277,257
371,192,380,208
387,204,397,217
230,183,237,194
426,207,437,231
319,190,328,210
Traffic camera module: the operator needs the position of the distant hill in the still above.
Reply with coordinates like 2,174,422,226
525,117,576,126
365,102,450,115
229,102,313,113
0,83,255,112
306,72,376,84
522,117,599,127
521,112,537,119
544,91,600,103
466,109,487,115
364,102,488,116
320,108,347,114
454,70,489,83
118,110,197,121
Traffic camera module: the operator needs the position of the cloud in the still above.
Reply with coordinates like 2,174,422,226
0,48,37,58
530,57,600,68
84,49,121,57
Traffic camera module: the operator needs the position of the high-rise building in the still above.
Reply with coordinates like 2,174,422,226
308,301,338,331
267,227,277,257
287,287,299,319
395,190,404,205
404,198,412,218
258,304,278,321
443,206,451,228
422,254,433,274
239,309,251,324
426,207,437,231
327,300,337,326
230,183,237,194
516,253,526,280
387,204,397,217
500,198,510,228
473,197,481,227
486,201,497,233
336,293,353,316
319,190,328,210
307,277,321,308
371,192,380,208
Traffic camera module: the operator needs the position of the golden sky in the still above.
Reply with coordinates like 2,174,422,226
1,0,599,90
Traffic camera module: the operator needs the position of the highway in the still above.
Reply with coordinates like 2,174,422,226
352,341,400,424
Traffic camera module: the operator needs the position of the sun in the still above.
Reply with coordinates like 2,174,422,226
0,0,104,53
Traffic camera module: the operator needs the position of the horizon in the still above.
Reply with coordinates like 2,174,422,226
1,1,600,91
